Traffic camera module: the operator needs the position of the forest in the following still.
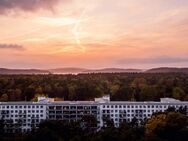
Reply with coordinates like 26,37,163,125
0,73,188,102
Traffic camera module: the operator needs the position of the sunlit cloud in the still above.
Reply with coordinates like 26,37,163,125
36,17,86,26
71,10,88,53
0,0,188,68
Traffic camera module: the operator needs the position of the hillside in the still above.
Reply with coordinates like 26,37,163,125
0,68,49,74
146,67,188,73
49,68,89,74
1,67,188,74
83,68,143,73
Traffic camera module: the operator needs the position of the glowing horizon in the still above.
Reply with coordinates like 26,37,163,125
0,0,188,69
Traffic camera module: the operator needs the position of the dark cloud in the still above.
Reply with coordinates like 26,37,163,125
0,43,24,50
0,0,60,14
118,56,188,64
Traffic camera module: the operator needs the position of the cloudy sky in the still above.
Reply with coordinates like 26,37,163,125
0,0,188,69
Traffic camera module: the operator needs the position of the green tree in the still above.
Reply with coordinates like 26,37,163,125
140,86,157,101
0,94,8,102
145,112,188,141
110,84,120,96
172,87,186,100
35,86,43,94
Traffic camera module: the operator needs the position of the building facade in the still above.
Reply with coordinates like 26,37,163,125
0,96,188,132
0,102,47,133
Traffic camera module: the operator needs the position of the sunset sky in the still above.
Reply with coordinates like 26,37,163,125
0,0,188,69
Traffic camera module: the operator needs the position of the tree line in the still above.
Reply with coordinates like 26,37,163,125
0,73,188,102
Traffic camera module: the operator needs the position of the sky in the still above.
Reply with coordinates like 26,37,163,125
0,0,188,69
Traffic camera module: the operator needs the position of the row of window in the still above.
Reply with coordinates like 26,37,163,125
0,110,44,114
102,109,163,113
49,106,97,110
0,105,44,109
102,105,185,109
2,114,44,118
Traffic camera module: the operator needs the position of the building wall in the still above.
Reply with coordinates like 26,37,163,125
0,97,188,132
99,102,188,127
0,103,47,132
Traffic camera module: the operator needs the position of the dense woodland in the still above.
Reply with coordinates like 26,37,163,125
0,73,188,102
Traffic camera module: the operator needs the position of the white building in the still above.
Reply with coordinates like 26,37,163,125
0,102,47,133
0,96,188,132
